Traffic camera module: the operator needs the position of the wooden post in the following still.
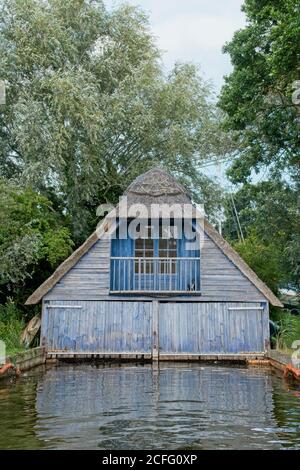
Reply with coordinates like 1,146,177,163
152,300,159,361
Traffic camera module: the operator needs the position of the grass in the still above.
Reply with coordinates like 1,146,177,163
0,300,25,357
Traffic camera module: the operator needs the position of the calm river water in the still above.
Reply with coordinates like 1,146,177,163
0,363,299,450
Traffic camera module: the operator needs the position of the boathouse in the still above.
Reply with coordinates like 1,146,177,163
26,168,282,360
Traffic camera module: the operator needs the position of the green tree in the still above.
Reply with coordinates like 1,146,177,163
0,179,74,305
233,233,284,294
223,180,300,290
219,0,300,183
0,0,231,242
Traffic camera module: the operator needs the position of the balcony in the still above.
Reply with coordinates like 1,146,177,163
110,257,201,294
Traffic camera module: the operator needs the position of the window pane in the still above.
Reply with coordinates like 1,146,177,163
145,239,154,249
135,239,144,249
159,250,168,258
145,250,154,258
159,239,168,249
135,250,144,258
169,239,177,249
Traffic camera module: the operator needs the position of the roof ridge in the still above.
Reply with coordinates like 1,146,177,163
126,167,189,198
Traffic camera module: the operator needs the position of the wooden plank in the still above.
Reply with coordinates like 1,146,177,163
228,307,264,311
44,238,111,300
158,302,266,354
152,300,159,360
109,290,201,294
50,352,152,359
42,300,153,355
200,235,266,301
46,305,82,309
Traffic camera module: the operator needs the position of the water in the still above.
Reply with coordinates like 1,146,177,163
0,363,299,450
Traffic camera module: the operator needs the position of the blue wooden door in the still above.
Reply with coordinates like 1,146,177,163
42,300,152,354
158,302,265,354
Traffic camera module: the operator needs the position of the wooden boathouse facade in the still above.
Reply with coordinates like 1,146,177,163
26,168,282,360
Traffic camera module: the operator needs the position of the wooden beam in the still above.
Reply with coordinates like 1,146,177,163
152,300,159,361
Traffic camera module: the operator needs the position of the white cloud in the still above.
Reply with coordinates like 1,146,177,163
152,10,245,89
106,0,246,90
154,14,243,53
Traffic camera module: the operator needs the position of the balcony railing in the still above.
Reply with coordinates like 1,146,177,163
110,257,200,294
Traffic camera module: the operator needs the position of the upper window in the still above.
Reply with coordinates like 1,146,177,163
134,228,177,274
158,238,177,258
135,238,154,258
159,238,177,273
134,227,154,273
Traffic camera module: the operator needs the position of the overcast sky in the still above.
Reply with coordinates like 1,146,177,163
106,0,246,92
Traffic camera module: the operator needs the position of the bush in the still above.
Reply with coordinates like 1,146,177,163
0,300,25,355
271,309,300,351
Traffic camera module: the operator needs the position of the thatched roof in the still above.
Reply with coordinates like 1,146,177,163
125,168,191,208
25,168,283,307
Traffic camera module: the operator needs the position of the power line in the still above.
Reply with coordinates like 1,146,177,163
197,155,236,170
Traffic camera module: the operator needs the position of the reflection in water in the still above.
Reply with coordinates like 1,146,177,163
0,363,299,449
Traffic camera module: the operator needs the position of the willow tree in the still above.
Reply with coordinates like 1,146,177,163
0,0,231,241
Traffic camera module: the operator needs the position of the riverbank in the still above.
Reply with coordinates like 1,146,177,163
267,350,300,381
1,346,299,382
0,347,46,379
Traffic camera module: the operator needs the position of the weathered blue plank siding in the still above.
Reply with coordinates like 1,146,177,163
41,221,270,356
45,238,110,301
41,300,268,354
200,232,265,301
42,301,152,354
44,228,266,302
158,302,267,354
